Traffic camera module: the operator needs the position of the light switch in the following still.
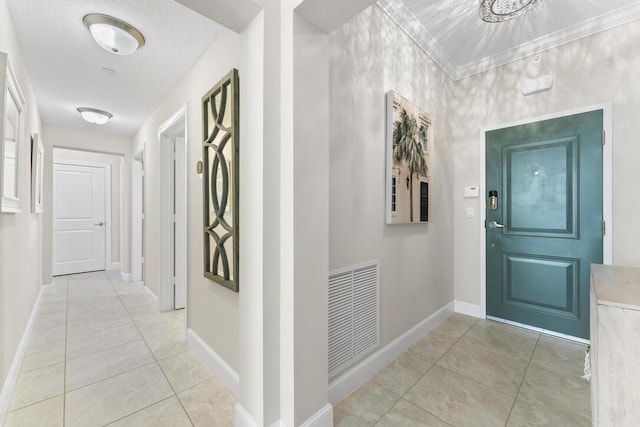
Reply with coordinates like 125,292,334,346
466,207,475,218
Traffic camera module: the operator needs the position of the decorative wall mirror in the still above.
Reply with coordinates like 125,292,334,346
0,52,26,213
202,69,239,292
31,133,44,213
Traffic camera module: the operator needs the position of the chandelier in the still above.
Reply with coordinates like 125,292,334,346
480,0,544,23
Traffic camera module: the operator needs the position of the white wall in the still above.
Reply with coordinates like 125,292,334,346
42,125,132,282
452,19,640,307
329,5,455,349
132,17,265,373
52,148,123,269
292,13,330,426
0,0,43,396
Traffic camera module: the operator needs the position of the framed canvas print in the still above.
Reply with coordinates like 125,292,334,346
31,133,44,213
385,90,432,224
0,52,26,213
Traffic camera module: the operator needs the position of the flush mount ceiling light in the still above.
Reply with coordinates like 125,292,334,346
77,107,113,125
480,0,544,23
83,13,145,55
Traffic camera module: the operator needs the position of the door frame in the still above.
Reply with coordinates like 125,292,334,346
157,105,188,311
479,103,613,323
52,159,112,274
131,148,144,282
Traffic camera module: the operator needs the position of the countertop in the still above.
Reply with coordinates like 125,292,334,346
591,264,640,311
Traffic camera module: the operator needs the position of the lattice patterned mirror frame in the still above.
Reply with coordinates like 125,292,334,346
202,69,239,292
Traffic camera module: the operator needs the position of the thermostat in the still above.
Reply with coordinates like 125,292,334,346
464,186,480,198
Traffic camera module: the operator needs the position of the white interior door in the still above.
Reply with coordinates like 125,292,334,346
174,136,186,309
53,163,106,276
158,107,187,312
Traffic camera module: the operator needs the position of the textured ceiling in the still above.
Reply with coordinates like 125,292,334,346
378,0,640,80
6,0,223,136
8,0,640,137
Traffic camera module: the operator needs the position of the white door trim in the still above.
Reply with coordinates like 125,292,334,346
157,104,188,312
479,102,613,319
131,149,144,282
52,159,112,273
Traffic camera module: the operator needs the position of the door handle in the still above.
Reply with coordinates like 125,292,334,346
94,222,105,226
489,220,504,229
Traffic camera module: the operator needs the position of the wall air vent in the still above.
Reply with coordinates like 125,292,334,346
328,261,379,378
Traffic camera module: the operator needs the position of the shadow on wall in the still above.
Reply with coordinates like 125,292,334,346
328,5,455,346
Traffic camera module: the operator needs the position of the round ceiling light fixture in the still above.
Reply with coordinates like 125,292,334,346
83,13,145,55
480,0,544,23
77,107,113,125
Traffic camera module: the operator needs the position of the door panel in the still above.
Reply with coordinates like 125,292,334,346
504,254,578,318
53,163,106,276
486,110,603,339
506,138,577,235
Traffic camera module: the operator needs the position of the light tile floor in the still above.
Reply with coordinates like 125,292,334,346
2,273,591,427
334,314,591,427
1,271,236,427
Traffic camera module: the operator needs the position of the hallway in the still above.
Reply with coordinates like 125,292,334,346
1,272,591,426
1,272,235,426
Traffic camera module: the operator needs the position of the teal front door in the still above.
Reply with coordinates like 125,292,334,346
486,111,603,339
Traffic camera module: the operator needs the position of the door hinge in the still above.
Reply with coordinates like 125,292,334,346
141,257,145,264
602,220,606,236
602,129,605,146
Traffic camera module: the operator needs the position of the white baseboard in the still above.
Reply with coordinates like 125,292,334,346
300,403,333,427
120,272,131,282
234,391,332,427
144,286,158,306
235,403,258,427
328,301,455,405
186,329,239,398
107,262,121,271
454,300,484,318
0,284,48,416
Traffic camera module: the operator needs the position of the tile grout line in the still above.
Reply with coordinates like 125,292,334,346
102,395,177,426
371,317,479,426
402,318,529,426
503,333,541,426
64,273,163,425
110,274,196,427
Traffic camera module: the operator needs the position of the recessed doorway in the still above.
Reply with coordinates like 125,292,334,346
158,106,187,311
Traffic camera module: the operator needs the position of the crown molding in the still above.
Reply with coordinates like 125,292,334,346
454,1,640,80
376,0,457,80
377,0,640,81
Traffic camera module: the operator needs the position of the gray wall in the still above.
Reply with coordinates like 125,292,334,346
329,6,456,349
452,18,640,306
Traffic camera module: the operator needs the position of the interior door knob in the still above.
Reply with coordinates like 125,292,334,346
489,220,504,229
95,222,105,226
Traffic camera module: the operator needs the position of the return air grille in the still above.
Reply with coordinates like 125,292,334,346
328,261,379,378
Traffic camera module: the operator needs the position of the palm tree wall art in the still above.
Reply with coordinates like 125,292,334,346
385,91,431,224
